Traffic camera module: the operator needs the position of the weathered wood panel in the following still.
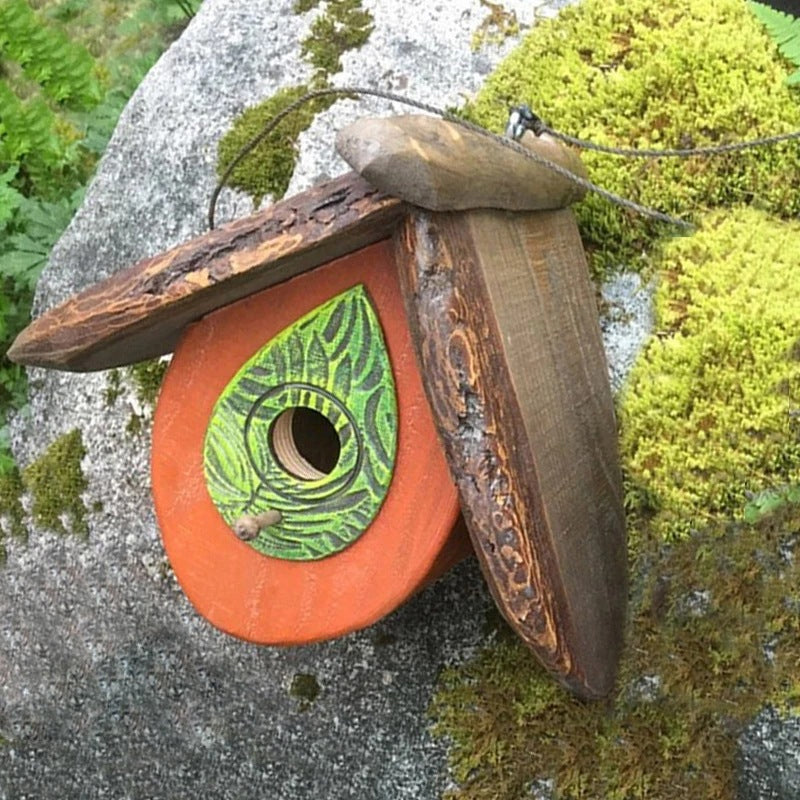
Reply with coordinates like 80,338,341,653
8,172,406,371
336,115,587,211
394,207,627,699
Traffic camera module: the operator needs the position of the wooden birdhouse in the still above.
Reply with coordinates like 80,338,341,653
9,115,627,700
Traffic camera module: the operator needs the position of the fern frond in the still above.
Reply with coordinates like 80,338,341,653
748,1,800,85
0,0,102,109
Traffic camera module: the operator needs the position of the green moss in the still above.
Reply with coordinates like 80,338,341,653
22,429,88,537
127,358,168,407
216,0,372,204
301,0,373,77
103,368,122,406
466,0,800,277
621,208,800,542
292,0,322,13
103,360,167,434
471,0,521,52
216,85,334,204
290,672,321,711
0,467,26,562
125,412,144,437
433,498,800,800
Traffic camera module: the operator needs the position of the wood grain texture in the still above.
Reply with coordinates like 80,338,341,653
7,172,405,371
152,241,469,644
336,115,587,212
393,208,627,699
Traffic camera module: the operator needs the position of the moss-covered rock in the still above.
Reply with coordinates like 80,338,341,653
290,672,321,711
103,368,123,407
466,0,800,276
216,85,335,204
300,0,373,77
0,467,26,561
216,0,373,204
127,358,169,407
622,207,800,542
431,1,800,797
0,429,93,555
432,500,800,800
22,429,88,537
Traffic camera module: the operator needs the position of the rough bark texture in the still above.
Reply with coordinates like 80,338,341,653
394,207,627,699
8,172,405,371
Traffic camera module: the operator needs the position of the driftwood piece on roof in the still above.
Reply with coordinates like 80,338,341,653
7,172,405,372
336,115,588,211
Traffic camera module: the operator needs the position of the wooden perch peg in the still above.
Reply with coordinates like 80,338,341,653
232,509,282,541
335,114,588,211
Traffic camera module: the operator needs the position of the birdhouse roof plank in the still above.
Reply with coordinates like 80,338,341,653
8,172,405,372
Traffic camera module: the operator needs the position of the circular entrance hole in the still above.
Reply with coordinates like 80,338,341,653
270,407,341,481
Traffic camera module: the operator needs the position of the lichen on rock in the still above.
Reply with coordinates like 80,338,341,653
471,0,522,52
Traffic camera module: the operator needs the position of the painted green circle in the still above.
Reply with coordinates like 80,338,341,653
203,285,398,561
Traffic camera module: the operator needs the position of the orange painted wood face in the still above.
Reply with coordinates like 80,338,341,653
151,240,469,644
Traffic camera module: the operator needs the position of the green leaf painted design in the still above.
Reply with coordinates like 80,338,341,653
204,285,398,560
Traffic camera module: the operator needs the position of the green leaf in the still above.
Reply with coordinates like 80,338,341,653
0,167,23,230
0,0,102,110
203,285,398,561
743,484,800,522
748,1,800,81
0,249,46,287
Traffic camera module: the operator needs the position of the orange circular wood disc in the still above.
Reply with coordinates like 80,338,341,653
151,240,470,644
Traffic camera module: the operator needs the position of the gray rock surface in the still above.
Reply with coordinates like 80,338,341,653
0,1,650,798
739,707,800,800
599,271,654,393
